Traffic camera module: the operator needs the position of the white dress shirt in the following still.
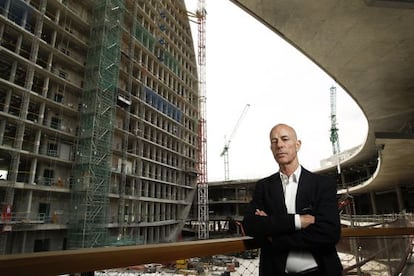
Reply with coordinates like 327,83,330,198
280,166,318,273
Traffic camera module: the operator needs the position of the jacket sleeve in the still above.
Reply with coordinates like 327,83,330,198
271,175,341,251
242,177,296,239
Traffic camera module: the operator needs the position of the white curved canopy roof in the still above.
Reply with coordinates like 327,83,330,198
230,0,414,193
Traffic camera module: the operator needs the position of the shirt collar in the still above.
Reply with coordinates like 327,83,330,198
280,166,301,184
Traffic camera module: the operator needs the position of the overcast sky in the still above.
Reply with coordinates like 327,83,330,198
184,0,368,182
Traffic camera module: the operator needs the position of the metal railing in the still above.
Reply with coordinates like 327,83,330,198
340,213,403,226
0,225,413,276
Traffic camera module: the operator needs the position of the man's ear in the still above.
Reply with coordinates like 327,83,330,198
296,140,302,151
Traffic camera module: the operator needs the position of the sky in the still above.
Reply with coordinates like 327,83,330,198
184,1,368,182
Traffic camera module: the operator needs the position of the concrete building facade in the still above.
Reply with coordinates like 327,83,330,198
0,0,199,253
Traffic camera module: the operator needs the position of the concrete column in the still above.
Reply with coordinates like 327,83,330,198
395,185,405,212
25,190,33,220
370,191,378,214
33,129,41,154
28,158,37,185
54,7,61,24
41,76,50,98
21,231,27,253
9,61,18,83
0,18,4,39
0,88,11,143
15,35,22,55
0,119,5,145
38,101,46,125
1,0,11,17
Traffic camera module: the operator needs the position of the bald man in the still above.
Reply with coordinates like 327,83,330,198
242,123,343,276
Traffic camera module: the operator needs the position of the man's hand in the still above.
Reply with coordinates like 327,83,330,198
300,214,315,228
255,209,267,216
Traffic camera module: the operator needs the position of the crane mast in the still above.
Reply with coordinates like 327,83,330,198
195,0,208,240
330,85,341,173
220,104,250,181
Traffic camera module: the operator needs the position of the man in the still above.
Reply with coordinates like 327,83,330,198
242,123,343,276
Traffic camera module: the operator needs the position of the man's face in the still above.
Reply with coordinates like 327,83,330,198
270,125,301,166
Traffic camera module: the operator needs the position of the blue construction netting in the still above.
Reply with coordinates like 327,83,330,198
145,87,182,123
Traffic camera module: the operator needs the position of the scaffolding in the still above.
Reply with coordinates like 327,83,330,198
68,0,124,249
0,0,201,252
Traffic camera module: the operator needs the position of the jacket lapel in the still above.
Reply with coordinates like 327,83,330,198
267,173,288,214
296,168,315,213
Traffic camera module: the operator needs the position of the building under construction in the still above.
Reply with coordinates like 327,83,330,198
0,0,201,253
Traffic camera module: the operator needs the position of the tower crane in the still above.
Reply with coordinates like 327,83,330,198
329,85,341,173
330,86,354,217
193,0,208,240
220,104,250,181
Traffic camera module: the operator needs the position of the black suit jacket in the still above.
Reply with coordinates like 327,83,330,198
242,167,343,276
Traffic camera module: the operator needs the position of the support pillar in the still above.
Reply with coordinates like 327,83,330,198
29,158,37,185
370,191,377,214
395,185,404,212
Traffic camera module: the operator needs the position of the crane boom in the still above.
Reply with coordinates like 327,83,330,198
220,104,250,180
